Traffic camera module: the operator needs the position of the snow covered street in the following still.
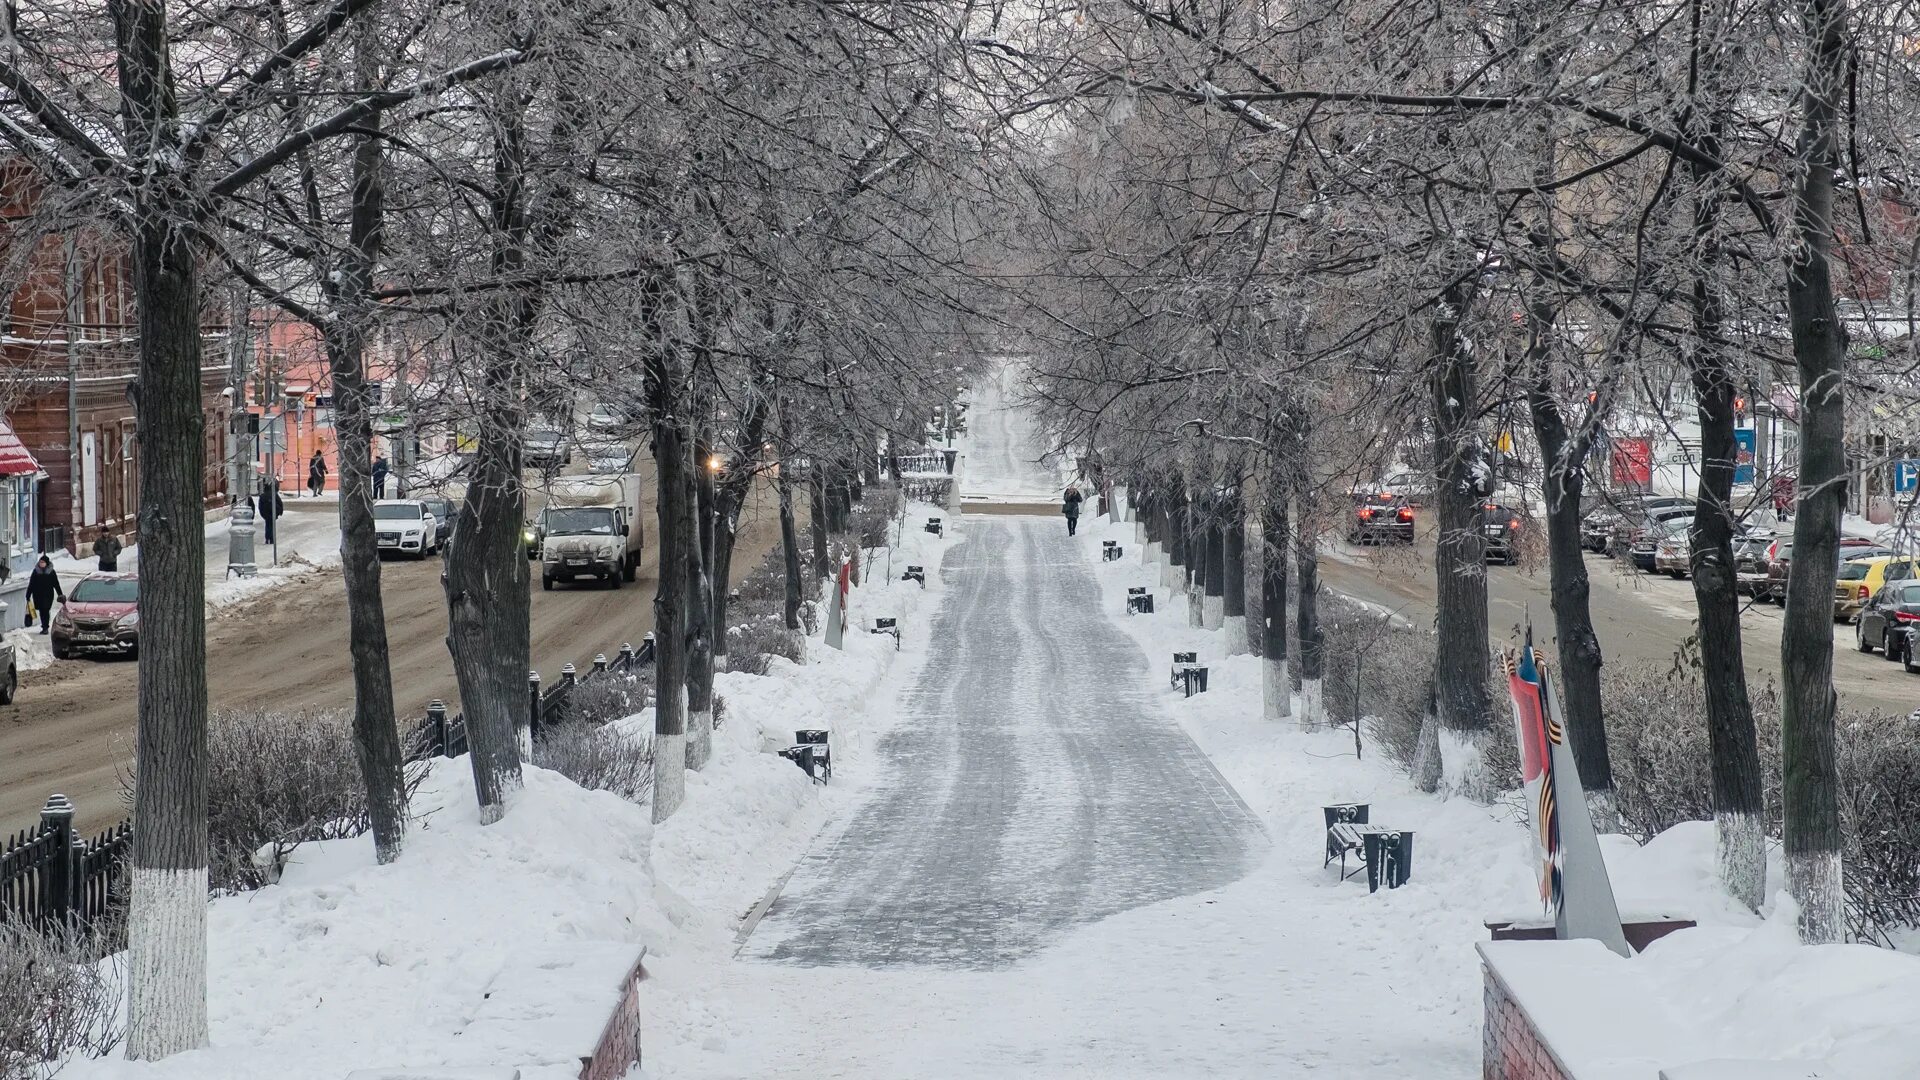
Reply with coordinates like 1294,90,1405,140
741,517,1264,969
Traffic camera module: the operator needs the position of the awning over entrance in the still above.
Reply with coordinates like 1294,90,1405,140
0,418,43,477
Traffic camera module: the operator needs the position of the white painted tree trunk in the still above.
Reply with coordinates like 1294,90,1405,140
688,709,712,771
1411,712,1443,792
125,867,209,1060
653,732,688,823
1716,811,1767,912
1202,594,1224,630
1263,658,1291,721
1187,581,1204,626
1438,726,1500,802
1587,790,1624,837
1788,850,1845,943
1136,522,1148,548
1298,677,1323,730
1222,614,1247,654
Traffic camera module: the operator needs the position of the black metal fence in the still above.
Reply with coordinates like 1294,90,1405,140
405,634,657,762
0,795,133,931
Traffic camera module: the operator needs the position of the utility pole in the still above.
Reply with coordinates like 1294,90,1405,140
226,284,257,577
62,234,81,555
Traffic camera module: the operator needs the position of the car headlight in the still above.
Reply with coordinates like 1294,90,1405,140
404,530,421,539
53,610,72,628
118,611,139,629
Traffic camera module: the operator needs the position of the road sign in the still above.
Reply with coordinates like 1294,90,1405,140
1896,459,1920,494
1734,428,1756,486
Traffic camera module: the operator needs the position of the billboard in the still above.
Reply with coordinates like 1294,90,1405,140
1609,437,1652,488
1734,428,1756,486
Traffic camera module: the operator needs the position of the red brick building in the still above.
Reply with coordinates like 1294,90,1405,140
0,161,231,556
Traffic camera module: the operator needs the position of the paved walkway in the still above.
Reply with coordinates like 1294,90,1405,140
743,516,1264,969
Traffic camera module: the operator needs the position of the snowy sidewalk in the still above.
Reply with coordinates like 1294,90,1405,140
741,517,1264,969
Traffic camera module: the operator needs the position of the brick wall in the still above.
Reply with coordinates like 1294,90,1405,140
1483,962,1574,1080
579,951,646,1080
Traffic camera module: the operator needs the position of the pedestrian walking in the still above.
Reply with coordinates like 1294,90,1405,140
26,555,62,635
308,450,328,497
92,526,122,572
1063,483,1084,536
256,481,286,546
372,453,390,499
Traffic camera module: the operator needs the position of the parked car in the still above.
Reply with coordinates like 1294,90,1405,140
1484,503,1525,565
585,439,634,474
0,629,17,702
1654,521,1696,578
51,573,138,661
586,403,625,432
1378,471,1434,505
1347,492,1415,545
1834,555,1920,621
1634,515,1692,573
525,427,571,470
418,496,457,547
1762,536,1886,604
1610,503,1695,560
1581,510,1622,553
373,500,440,558
1854,581,1920,664
1734,532,1775,595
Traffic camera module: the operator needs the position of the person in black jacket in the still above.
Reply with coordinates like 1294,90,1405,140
93,527,122,572
26,555,63,634
308,450,328,497
1063,484,1084,536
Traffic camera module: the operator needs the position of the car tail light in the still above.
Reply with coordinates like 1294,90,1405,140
1509,518,1521,530
1896,611,1920,623
1859,585,1870,600
1357,508,1373,520
1398,508,1413,522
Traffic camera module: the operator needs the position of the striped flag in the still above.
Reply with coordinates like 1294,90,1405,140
1505,631,1563,913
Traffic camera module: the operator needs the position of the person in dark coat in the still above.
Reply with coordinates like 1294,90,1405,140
371,454,390,499
92,526,122,572
26,555,63,634
308,450,328,497
255,481,286,546
1063,484,1084,536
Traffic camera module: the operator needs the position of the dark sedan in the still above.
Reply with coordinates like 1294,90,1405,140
1763,537,1887,604
1855,581,1920,667
1348,494,1415,545
420,496,457,546
1484,503,1524,565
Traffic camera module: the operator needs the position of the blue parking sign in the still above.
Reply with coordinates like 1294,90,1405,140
1898,460,1920,494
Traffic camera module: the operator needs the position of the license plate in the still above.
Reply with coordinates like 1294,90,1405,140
75,633,107,643
568,558,588,566
378,539,398,547
1483,525,1502,535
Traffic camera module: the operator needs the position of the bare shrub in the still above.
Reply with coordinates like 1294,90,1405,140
852,481,903,550
1319,596,1436,767
0,922,123,1077
198,708,428,892
533,721,654,802
560,674,647,728
1836,707,1920,944
1602,662,1784,843
729,611,804,675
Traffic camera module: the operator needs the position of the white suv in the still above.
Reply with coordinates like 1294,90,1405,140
373,500,440,558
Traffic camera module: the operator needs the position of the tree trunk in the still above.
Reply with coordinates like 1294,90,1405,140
778,404,806,641
1527,382,1616,828
1416,290,1496,798
1203,502,1227,631
808,465,831,580
647,320,692,822
1778,0,1851,943
1187,492,1208,627
686,439,715,771
322,38,406,864
1294,505,1323,726
1222,492,1247,653
116,0,210,1055
1262,487,1291,721
1166,486,1187,594
710,392,773,674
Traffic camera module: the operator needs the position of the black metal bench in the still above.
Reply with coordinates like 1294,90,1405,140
1168,652,1208,696
870,617,900,649
1169,651,1198,687
1102,540,1124,562
903,565,925,587
925,517,944,537
778,729,832,784
1127,587,1154,614
1322,805,1413,893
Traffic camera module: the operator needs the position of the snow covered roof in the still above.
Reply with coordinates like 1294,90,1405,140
0,417,43,477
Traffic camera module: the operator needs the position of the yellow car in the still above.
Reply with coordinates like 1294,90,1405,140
1835,556,1920,620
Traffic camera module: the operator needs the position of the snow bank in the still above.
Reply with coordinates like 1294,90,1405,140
1076,508,1920,1079
5,626,52,671
47,508,342,615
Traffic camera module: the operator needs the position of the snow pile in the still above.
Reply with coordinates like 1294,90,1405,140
1484,901,1920,1077
5,626,53,671
46,508,343,615
65,764,661,1080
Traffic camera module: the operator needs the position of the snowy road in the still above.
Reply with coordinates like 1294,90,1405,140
960,362,1064,502
743,516,1264,968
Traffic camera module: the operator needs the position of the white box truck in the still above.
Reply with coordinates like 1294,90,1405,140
539,474,645,590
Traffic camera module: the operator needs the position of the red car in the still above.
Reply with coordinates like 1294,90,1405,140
51,573,139,660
